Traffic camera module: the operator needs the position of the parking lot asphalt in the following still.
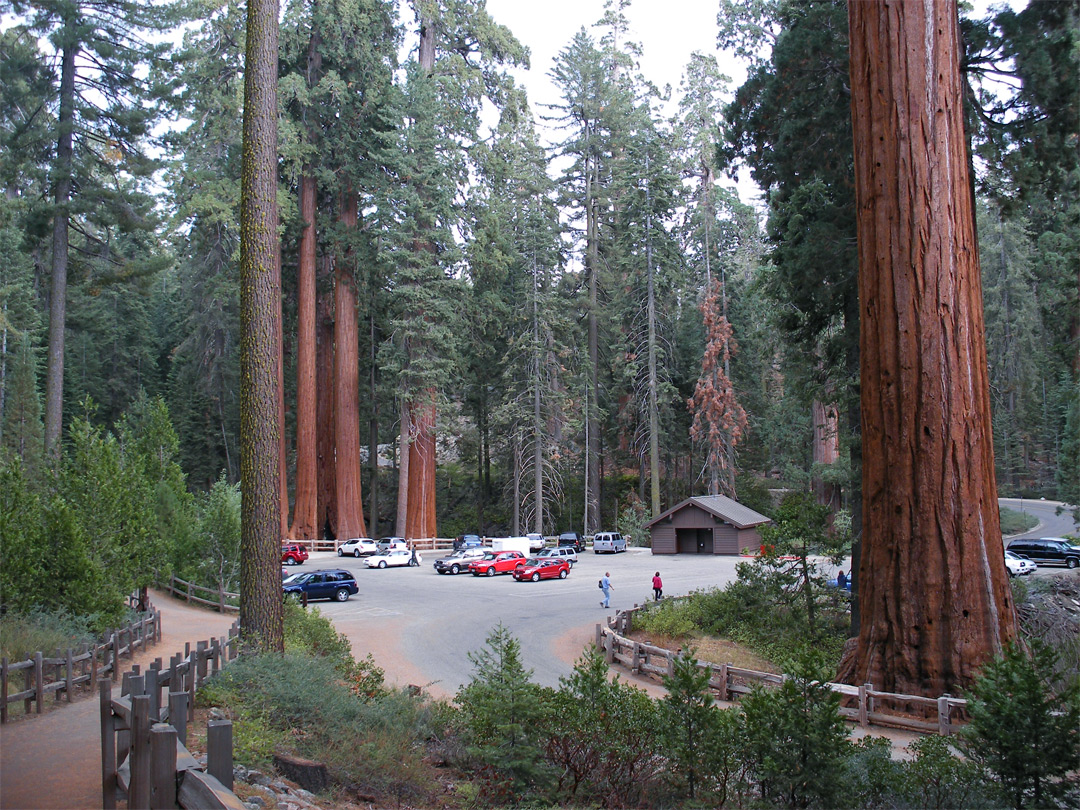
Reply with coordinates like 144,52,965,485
294,547,749,698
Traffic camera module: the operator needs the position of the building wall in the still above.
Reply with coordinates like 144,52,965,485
651,524,677,554
649,504,766,556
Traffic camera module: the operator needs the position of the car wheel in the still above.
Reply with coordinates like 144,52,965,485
1068,558,1078,569
409,558,418,567
451,564,460,575
378,560,387,569
337,548,344,557
352,549,360,558
335,588,349,602
486,567,495,577
594,550,599,554
531,572,540,582
559,569,568,579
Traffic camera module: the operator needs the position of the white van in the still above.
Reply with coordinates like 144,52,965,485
592,531,626,554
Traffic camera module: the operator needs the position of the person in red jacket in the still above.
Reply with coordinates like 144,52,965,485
652,571,663,601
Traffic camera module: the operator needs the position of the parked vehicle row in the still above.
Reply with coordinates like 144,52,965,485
1006,537,1080,569
1004,551,1037,577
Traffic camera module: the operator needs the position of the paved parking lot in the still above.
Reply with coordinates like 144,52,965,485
294,547,748,697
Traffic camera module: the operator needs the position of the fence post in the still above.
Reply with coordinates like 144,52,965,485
595,624,602,650
90,644,98,689
1,657,7,723
186,579,192,605
109,630,118,682
149,723,178,809
65,648,75,702
207,719,233,790
631,642,641,674
218,583,226,613
129,694,152,810
719,662,729,701
858,682,871,726
169,691,188,747
145,668,160,721
33,652,43,714
100,680,117,810
937,695,951,736
196,641,208,684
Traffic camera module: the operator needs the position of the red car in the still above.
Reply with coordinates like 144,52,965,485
512,557,570,582
281,543,309,565
468,550,526,577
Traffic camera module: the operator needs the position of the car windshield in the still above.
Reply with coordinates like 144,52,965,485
283,573,309,585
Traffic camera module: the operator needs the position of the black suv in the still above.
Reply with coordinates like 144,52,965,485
282,569,359,602
1006,538,1080,569
557,532,585,553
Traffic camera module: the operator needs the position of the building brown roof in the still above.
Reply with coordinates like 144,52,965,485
645,494,772,530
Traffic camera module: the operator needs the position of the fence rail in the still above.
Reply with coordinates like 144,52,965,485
164,576,239,614
1,607,162,723
599,603,965,737
101,621,243,809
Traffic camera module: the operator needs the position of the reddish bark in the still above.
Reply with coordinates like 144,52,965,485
316,255,337,539
811,399,840,509
289,173,319,541
333,191,367,541
839,0,1017,695
404,397,436,540
276,244,288,539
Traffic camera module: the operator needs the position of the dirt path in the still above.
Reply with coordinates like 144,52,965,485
0,591,235,810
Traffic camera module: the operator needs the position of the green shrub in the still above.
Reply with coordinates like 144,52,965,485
0,609,97,660
898,735,990,810
960,641,1080,809
635,598,698,638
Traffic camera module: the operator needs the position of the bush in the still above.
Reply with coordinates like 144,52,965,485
960,641,1080,809
0,609,97,660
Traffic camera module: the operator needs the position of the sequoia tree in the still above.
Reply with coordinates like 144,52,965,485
238,0,284,652
839,0,1017,695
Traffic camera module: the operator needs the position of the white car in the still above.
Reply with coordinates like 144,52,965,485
1004,550,1037,577
338,538,377,557
536,546,577,567
366,549,422,569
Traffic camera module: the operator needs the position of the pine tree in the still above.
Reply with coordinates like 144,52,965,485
661,649,715,799
960,642,1080,809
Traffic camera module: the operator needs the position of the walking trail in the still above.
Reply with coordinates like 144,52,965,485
0,591,235,810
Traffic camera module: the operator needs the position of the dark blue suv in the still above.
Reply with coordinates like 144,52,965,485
282,569,359,602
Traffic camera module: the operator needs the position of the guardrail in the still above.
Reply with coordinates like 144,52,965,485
164,576,239,614
599,603,966,737
1,607,162,723
101,622,243,809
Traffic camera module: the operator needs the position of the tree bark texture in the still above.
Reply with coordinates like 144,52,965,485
315,258,337,539
44,26,76,460
841,0,1016,695
396,398,410,537
811,399,840,509
289,173,319,541
238,0,284,653
334,192,367,541
276,244,288,538
405,397,437,539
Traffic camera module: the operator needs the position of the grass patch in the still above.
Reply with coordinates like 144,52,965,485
1000,505,1039,535
628,629,780,674
0,609,97,660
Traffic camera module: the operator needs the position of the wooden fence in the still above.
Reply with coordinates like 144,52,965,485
164,576,239,614
101,622,244,810
599,604,966,737
1,607,162,723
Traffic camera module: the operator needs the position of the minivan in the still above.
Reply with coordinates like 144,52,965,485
592,531,626,554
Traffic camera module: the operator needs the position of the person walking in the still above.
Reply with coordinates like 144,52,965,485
652,571,663,601
600,572,613,608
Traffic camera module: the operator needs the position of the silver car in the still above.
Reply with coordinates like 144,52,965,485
536,546,577,567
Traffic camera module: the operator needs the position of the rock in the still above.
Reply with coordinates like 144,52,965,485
272,753,328,795
245,798,266,809
253,773,274,787
247,769,267,784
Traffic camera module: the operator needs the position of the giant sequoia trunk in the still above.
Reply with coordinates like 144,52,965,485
289,173,319,541
334,191,367,541
839,0,1017,695
238,0,284,652
315,266,337,539
811,398,840,509
405,397,437,539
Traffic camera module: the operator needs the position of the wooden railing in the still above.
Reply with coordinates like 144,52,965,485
599,604,966,737
164,576,239,614
101,623,243,810
1,607,162,723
